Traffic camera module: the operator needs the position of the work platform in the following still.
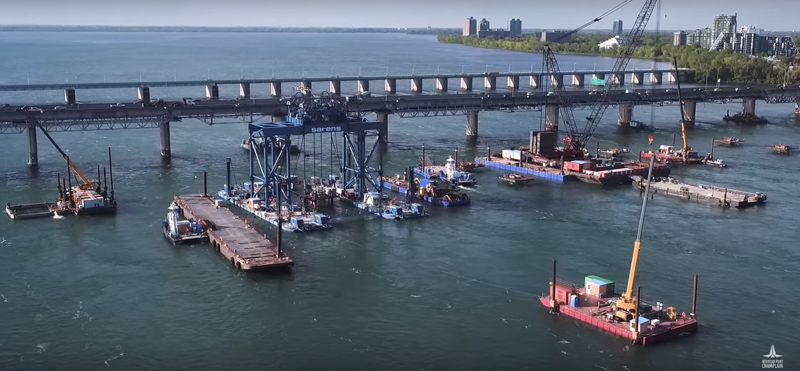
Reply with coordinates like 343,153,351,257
475,156,577,182
175,194,293,270
631,176,766,208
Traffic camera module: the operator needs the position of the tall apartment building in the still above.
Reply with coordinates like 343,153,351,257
479,18,490,32
612,20,623,36
508,19,522,37
673,31,687,46
463,17,477,36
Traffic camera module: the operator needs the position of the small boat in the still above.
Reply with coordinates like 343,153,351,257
702,157,727,168
442,156,477,187
162,201,208,245
628,120,656,132
380,203,428,220
714,137,744,146
499,173,534,185
767,144,796,154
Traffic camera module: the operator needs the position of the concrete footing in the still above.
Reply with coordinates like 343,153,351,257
205,85,219,100
436,77,448,92
358,79,370,93
411,78,423,93
650,72,662,85
572,74,584,87
618,104,633,126
385,79,397,94
138,87,150,102
461,77,473,91
507,76,520,90
238,82,250,99
551,74,563,89
330,80,341,96
27,122,37,166
271,82,282,98
484,76,497,91
632,72,644,85
530,75,540,89
64,89,76,105
742,98,756,115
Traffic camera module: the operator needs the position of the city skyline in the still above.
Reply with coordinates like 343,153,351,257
0,0,797,32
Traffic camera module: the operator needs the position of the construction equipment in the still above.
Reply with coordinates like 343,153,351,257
611,155,656,320
35,122,97,191
673,56,693,157
546,0,659,154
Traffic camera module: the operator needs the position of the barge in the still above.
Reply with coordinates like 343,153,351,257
163,201,209,245
175,191,293,270
381,167,470,207
567,158,671,186
414,146,476,187
767,144,795,154
336,189,428,220
499,173,534,185
542,157,699,345
714,137,744,147
631,176,766,208
5,202,55,220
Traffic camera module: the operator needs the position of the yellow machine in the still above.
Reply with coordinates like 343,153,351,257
37,123,97,191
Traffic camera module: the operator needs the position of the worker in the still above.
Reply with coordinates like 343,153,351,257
682,312,686,319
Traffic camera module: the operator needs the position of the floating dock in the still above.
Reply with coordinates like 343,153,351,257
631,176,766,208
174,194,293,270
475,156,576,182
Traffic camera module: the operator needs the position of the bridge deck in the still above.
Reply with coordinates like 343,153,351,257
175,194,293,270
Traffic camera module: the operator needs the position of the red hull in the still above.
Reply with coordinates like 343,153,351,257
539,296,698,345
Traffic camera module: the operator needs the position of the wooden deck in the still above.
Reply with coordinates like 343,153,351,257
175,194,293,270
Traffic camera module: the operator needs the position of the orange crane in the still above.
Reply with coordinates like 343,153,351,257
35,122,97,191
672,56,693,159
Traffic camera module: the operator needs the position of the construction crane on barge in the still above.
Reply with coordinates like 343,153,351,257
543,0,659,155
34,122,98,192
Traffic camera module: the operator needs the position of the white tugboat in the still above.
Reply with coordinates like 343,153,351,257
162,201,208,245
442,156,477,187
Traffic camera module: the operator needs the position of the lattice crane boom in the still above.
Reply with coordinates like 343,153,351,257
575,0,660,151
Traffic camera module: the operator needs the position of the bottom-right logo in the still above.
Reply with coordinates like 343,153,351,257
762,344,784,369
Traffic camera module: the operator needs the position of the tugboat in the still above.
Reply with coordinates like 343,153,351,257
723,110,768,125
442,156,477,187
767,144,795,154
714,137,744,147
499,173,534,185
162,201,208,245
702,157,727,168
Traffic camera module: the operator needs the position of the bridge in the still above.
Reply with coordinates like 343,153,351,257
2,79,799,166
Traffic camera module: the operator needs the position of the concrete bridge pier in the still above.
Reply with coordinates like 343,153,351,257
272,114,286,123
376,111,389,149
205,85,219,100
572,74,584,87
271,82,282,98
411,78,423,93
668,71,678,84
436,77,448,93
484,76,497,91
329,80,341,96
137,87,150,102
529,75,540,89
742,98,756,115
466,110,479,137
461,77,473,91
64,88,76,105
611,73,625,86
632,72,644,85
238,82,250,99
682,101,697,128
507,76,520,90
551,74,563,89
301,79,312,92
358,79,370,93
618,104,633,127
650,72,663,85
545,105,559,131
159,121,171,158
27,122,38,166
385,78,397,94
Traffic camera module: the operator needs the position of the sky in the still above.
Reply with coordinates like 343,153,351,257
0,0,795,32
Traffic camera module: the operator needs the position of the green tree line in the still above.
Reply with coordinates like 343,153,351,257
438,34,800,85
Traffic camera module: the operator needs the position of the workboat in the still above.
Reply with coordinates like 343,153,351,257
702,157,726,168
723,111,768,125
162,201,208,245
714,137,744,146
499,173,534,185
767,144,795,154
357,191,427,220
541,157,700,345
381,174,470,207
415,156,477,187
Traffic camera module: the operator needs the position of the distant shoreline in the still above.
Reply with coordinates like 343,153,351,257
0,26,463,35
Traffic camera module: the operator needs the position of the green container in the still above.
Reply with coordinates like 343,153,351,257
590,78,606,86
585,275,615,293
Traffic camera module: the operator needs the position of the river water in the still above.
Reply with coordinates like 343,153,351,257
0,32,798,371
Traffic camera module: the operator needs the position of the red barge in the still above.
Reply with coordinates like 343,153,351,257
541,157,699,345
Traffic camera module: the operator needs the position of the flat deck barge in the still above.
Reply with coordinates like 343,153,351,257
175,194,293,270
540,280,698,345
5,202,56,220
475,156,577,182
631,176,766,208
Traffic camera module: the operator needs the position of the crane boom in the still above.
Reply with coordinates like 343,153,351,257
34,122,95,189
541,0,632,148
673,56,692,153
573,0,659,152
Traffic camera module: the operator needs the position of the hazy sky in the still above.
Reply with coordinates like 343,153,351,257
0,0,795,31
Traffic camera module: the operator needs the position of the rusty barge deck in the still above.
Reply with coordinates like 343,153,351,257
631,176,766,208
175,194,293,270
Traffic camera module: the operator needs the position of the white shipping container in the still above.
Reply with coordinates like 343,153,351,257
501,149,521,161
